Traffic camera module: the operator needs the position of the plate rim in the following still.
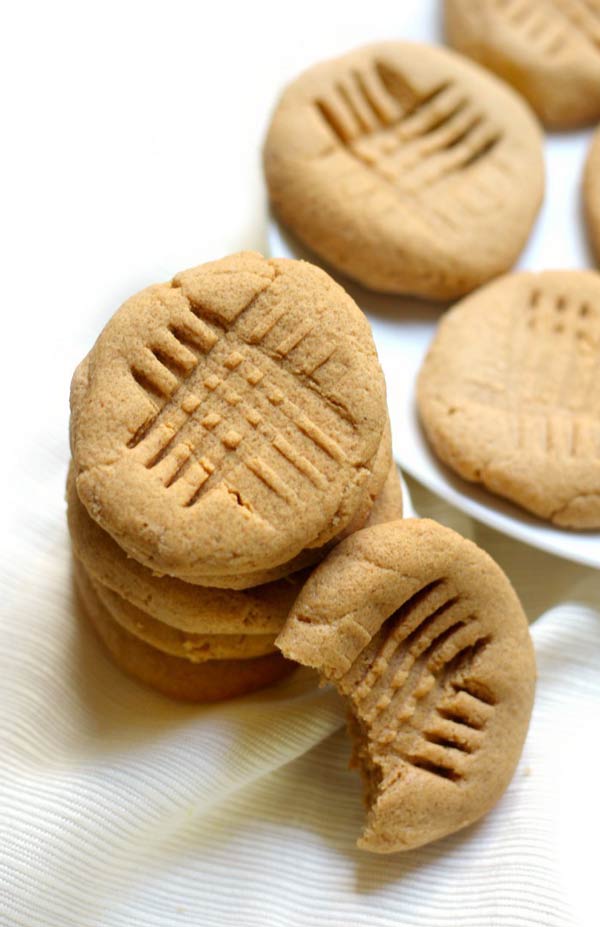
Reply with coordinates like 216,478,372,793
267,214,600,571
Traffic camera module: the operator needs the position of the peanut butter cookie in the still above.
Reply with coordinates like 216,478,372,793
67,463,403,635
445,0,600,129
74,561,295,702
277,520,535,852
417,271,600,528
70,252,387,583
264,42,543,298
74,557,278,661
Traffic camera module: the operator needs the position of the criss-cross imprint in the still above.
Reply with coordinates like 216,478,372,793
124,285,352,513
339,578,494,785
491,0,600,54
315,62,504,201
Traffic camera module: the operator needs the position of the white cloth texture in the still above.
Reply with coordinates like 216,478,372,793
2,450,599,927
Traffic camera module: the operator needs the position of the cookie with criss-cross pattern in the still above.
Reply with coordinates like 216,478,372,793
75,555,278,661
67,462,403,637
71,463,403,666
70,252,387,584
74,559,295,702
445,0,600,130
68,406,393,591
277,520,535,852
417,271,600,528
264,41,543,299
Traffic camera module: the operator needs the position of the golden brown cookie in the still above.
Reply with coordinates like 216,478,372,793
277,520,535,852
70,252,387,582
264,41,543,299
366,462,403,524
417,271,600,528
67,462,403,634
74,562,295,702
70,355,392,551
445,0,600,130
70,383,392,590
68,401,392,595
334,417,394,543
73,557,277,661
584,128,600,263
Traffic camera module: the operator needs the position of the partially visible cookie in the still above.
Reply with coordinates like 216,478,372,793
67,468,301,634
332,417,394,545
445,0,600,130
584,128,600,263
74,558,278,662
70,252,387,583
67,462,403,634
74,562,295,702
365,462,403,524
417,271,600,528
277,520,535,852
264,41,543,299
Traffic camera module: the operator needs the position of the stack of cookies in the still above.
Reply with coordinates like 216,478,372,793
68,251,403,701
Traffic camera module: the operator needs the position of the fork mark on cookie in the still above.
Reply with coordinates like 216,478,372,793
244,456,296,502
555,0,600,49
337,574,494,785
315,63,505,208
494,0,600,53
124,290,349,510
374,629,492,785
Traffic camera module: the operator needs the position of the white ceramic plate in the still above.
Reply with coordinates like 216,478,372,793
267,128,600,568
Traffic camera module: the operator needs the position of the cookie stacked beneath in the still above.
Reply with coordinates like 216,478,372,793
68,251,402,701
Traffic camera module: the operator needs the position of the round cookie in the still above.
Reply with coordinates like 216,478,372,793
417,271,600,528
74,558,278,662
264,41,543,299
70,252,387,581
67,469,301,634
74,562,295,702
276,519,535,853
71,371,392,589
67,462,404,635
71,355,392,555
66,415,392,600
445,0,600,130
584,128,600,263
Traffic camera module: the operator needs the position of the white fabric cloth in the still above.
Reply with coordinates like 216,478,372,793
2,453,599,927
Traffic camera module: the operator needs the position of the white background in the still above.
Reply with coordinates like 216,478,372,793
1,0,439,497
2,0,438,464
1,3,599,926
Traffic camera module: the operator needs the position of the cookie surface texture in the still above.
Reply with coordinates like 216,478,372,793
67,461,402,635
417,271,600,528
277,520,535,852
584,128,600,263
445,0,600,129
264,41,543,299
74,562,295,702
74,557,278,662
67,412,392,600
70,252,387,582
